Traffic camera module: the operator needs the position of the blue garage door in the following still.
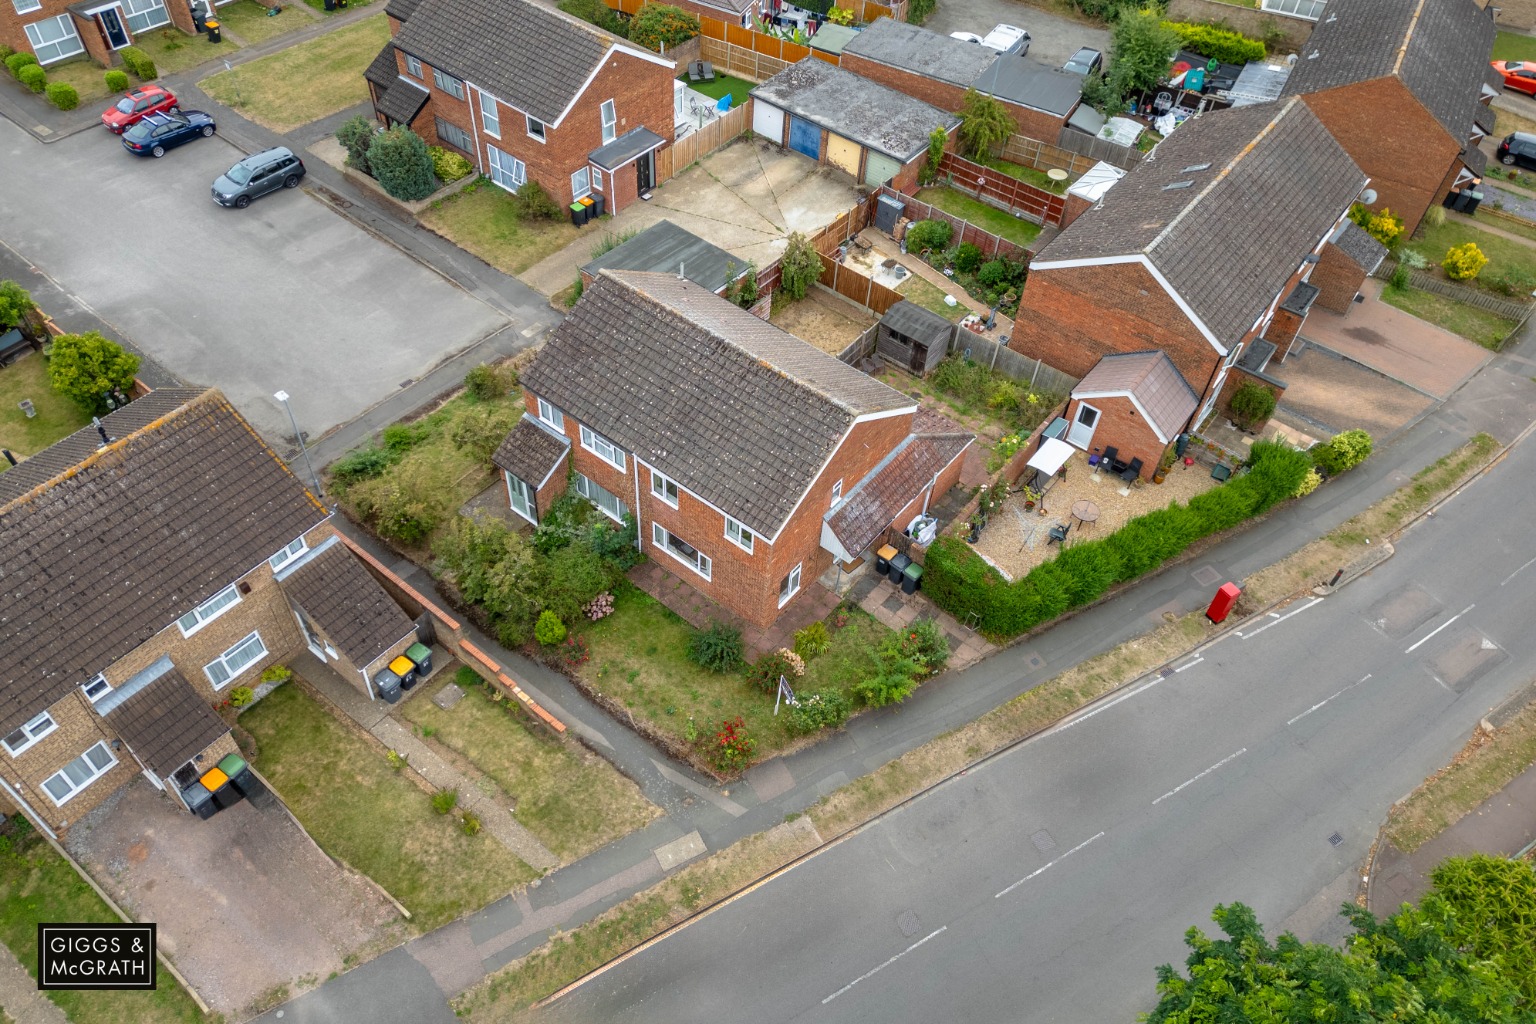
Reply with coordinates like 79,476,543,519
788,116,820,160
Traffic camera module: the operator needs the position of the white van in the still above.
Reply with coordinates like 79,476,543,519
981,24,1030,55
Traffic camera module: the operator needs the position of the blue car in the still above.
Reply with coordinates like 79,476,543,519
122,110,217,158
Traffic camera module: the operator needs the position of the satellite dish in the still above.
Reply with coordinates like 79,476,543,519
1360,188,1378,205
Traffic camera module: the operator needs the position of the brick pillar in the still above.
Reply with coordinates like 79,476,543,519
72,12,115,68
1266,307,1303,361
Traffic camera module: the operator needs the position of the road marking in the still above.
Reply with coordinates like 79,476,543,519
1405,604,1474,654
1287,675,1373,726
1173,657,1204,673
821,926,948,1004
1501,555,1536,587
1050,678,1162,733
994,831,1106,898
1153,749,1247,806
1234,598,1322,640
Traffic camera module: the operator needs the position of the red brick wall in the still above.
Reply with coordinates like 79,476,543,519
1266,306,1304,360
1066,395,1166,480
840,53,969,112
1061,192,1093,228
74,11,113,68
1216,365,1285,432
1311,240,1368,314
997,98,1067,142
399,51,473,149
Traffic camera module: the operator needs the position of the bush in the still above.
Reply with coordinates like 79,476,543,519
229,686,255,708
884,618,950,674
46,81,77,110
382,420,432,454
1347,203,1404,249
1163,21,1265,64
428,145,472,183
534,610,567,646
1312,429,1373,475
1228,381,1276,427
431,789,459,815
1484,267,1536,297
0,280,36,334
460,810,482,836
906,0,934,23
118,46,155,80
448,406,516,465
0,45,11,62
778,231,823,300
365,475,444,544
776,647,806,677
785,689,852,735
745,650,798,694
976,259,1011,288
5,53,38,78
559,0,629,36
330,444,396,485
1386,263,1411,292
687,621,745,673
905,219,952,254
463,363,508,402
708,717,755,774
336,114,376,175
512,180,564,221
1441,242,1488,281
853,654,919,707
1292,468,1321,498
367,126,437,201
953,243,983,274
17,64,45,93
629,2,699,51
47,331,140,414
104,69,130,92
793,620,831,660
260,664,293,684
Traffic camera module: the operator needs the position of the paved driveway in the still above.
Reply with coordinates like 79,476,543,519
0,117,505,442
921,0,1109,69
1273,344,1435,439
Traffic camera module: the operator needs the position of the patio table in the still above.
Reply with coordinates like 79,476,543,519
1071,499,1100,531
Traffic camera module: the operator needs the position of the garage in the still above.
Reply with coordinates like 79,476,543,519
864,151,901,187
789,115,821,160
753,98,784,144
826,133,861,177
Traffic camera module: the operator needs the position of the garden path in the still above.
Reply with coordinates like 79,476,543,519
0,941,68,1024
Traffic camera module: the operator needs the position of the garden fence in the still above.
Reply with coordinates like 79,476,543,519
938,151,1065,227
1373,258,1536,320
657,102,750,183
994,134,1101,178
879,188,1037,260
952,333,1080,397
837,322,880,366
1050,128,1145,172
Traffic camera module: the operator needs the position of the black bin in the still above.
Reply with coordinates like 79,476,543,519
210,781,243,810
1463,190,1483,214
590,193,605,218
889,552,911,585
181,783,217,820
374,667,403,704
205,19,220,41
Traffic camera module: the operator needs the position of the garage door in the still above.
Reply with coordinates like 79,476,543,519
826,134,861,177
753,100,784,145
788,116,821,160
864,151,901,187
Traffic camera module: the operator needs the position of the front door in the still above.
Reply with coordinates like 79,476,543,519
294,609,328,660
98,7,130,49
1067,402,1099,449
636,152,653,194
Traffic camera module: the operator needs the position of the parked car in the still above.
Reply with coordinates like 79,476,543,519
121,110,217,158
101,85,179,134
1497,132,1536,169
212,147,306,208
1492,60,1536,96
1063,47,1103,76
980,24,1030,56
950,31,984,44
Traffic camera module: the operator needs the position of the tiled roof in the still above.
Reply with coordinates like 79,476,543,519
1462,142,1488,177
521,271,914,539
1072,352,1198,441
824,430,972,558
491,415,569,487
378,75,430,126
384,0,423,23
106,660,229,778
589,126,666,171
1333,221,1388,273
0,389,328,737
582,220,747,295
1473,99,1496,136
1035,99,1366,351
278,539,415,671
751,59,958,161
364,41,398,89
393,0,619,126
1283,0,1495,138
842,17,998,87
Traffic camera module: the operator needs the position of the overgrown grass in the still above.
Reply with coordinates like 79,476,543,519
1493,30,1536,63
217,0,310,45
897,273,973,321
0,352,92,467
132,24,239,75
679,72,754,109
422,181,586,278
1381,286,1518,350
0,826,206,1024
241,682,536,929
916,186,1042,248
199,14,388,131
401,677,657,861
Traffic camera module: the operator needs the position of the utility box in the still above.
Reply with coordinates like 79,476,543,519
875,192,905,235
1206,582,1241,623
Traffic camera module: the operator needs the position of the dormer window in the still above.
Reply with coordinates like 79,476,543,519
82,675,112,703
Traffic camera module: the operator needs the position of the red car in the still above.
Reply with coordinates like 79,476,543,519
1492,60,1536,96
101,85,179,134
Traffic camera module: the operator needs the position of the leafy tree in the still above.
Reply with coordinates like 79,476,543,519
957,88,1013,159
1429,855,1536,1004
47,331,139,414
629,2,699,52
778,231,823,300
336,114,376,174
1107,8,1181,101
1228,380,1276,427
921,126,946,184
905,0,934,24
0,280,37,337
1079,69,1123,117
367,126,436,201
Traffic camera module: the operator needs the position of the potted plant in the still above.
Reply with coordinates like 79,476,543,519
1154,448,1176,484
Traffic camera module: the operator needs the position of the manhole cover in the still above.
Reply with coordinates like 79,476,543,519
1023,651,1045,671
1191,565,1221,587
1328,832,1344,848
1367,585,1443,638
1427,628,1507,693
896,910,920,937
1031,829,1057,854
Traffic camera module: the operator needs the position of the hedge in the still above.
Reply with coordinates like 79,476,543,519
922,441,1311,639
17,64,46,93
46,81,78,110
1163,21,1265,65
104,69,130,92
119,46,156,80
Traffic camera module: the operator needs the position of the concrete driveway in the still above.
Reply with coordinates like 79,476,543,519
0,117,505,442
921,0,1109,69
1273,344,1435,439
65,778,403,1018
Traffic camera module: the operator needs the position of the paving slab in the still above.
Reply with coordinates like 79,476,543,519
653,830,708,871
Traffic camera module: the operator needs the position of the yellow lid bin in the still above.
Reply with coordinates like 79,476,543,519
199,767,229,792
390,656,415,676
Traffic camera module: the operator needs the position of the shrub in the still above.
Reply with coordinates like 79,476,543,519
47,331,140,414
953,242,984,274
229,686,255,708
1422,203,1447,229
512,180,564,221
1312,429,1373,475
854,654,919,707
431,789,459,815
534,609,568,646
5,53,38,78
778,231,823,300
367,126,437,201
629,2,699,52
785,689,852,735
46,81,77,109
1228,381,1276,427
0,280,37,339
1386,263,1411,292
1163,21,1265,64
1347,203,1404,249
18,64,45,93
336,114,376,175
447,406,516,465
1399,248,1430,270
381,420,432,454
118,46,155,80
921,126,945,185
260,664,293,684
584,592,614,621
976,259,1010,288
745,650,798,694
687,621,745,673
330,445,396,485
905,219,952,254
885,618,950,674
104,69,130,92
460,810,482,836
776,647,807,678
1441,242,1487,281
559,0,629,36
428,145,472,183
1051,541,1124,605
0,45,11,61
793,620,831,660
906,0,934,24
366,475,444,544
560,635,590,665
1485,267,1536,297
1292,468,1322,498
533,541,616,623
463,363,506,402
723,262,759,309
709,717,755,774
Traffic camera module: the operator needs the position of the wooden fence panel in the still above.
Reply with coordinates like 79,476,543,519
726,22,755,48
1051,128,1143,171
884,190,1032,260
1374,258,1536,320
782,39,811,62
996,133,1104,177
657,103,750,186
938,152,1065,226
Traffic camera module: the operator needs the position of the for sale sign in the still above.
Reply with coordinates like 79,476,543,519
37,923,156,990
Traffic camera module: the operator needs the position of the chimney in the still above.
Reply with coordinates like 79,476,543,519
93,417,112,447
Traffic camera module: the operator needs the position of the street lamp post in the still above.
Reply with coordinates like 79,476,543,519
274,390,323,499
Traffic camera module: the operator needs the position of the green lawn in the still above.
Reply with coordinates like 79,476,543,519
1382,285,1518,350
983,156,1068,194
1480,208,1536,244
0,352,92,467
1404,218,1536,294
199,13,388,131
402,672,656,862
916,186,1043,248
44,58,114,104
0,826,206,1024
131,24,239,75
217,0,311,45
897,273,973,322
679,72,754,110
241,682,536,930
1493,30,1536,63
422,181,586,277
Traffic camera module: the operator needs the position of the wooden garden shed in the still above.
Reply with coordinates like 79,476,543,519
878,300,953,375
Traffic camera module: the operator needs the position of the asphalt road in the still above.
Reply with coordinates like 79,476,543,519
0,115,505,441
544,433,1536,1022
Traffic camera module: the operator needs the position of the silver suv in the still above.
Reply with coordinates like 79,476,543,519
212,146,306,208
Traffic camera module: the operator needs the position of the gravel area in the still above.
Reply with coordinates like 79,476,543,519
771,289,876,354
969,449,1219,580
1485,182,1536,222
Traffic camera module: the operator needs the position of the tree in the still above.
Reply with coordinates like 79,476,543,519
921,126,946,184
1107,8,1181,101
1079,69,1123,117
0,279,38,340
629,2,699,52
47,331,139,414
1429,855,1536,1004
336,114,375,175
957,89,1013,160
367,126,436,201
778,232,823,301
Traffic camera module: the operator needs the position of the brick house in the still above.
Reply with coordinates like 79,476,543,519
367,0,677,214
670,0,754,27
494,270,972,628
1281,0,1497,235
750,58,959,190
1008,98,1369,449
0,389,418,837
0,0,196,70
1063,352,1198,480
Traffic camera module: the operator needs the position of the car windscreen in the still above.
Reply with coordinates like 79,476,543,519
224,163,254,185
124,122,152,140
115,98,136,113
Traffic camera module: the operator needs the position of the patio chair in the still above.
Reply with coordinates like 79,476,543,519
1098,446,1118,473
688,61,701,82
1047,522,1070,545
700,61,716,82
1120,457,1143,483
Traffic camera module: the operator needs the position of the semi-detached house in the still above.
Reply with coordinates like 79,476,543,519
0,0,194,71
367,0,677,214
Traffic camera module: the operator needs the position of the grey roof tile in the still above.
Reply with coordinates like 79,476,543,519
107,662,229,778
279,541,415,670
751,59,958,161
1333,220,1389,272
365,41,398,89
824,430,972,557
378,76,429,125
491,415,570,486
842,16,998,87
384,0,422,21
520,271,914,538
1072,351,1198,440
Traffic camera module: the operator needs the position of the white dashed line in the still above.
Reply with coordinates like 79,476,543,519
1287,675,1373,726
1405,605,1474,654
1234,598,1322,640
995,831,1106,898
821,927,947,1004
1153,749,1247,806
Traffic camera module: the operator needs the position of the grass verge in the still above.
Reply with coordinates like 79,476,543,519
303,0,373,13
1478,207,1536,244
401,673,657,862
916,186,1042,248
982,155,1068,193
0,352,92,466
1381,285,1518,350
0,825,205,1024
1495,104,1536,140
217,0,310,45
241,681,536,929
422,181,586,279
1493,30,1536,63
132,24,239,75
897,272,973,321
199,14,388,132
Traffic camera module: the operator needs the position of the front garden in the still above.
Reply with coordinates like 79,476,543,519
1383,211,1526,348
421,178,586,276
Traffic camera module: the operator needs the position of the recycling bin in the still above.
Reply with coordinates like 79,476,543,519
218,753,246,778
570,202,588,226
875,544,897,578
902,562,923,595
199,766,229,792
374,666,403,704
391,654,419,691
182,782,217,819
888,552,911,585
406,642,433,678
1463,190,1483,214
209,779,243,810
589,193,605,218
205,19,220,41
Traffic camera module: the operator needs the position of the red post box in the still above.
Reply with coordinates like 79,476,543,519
1207,582,1241,623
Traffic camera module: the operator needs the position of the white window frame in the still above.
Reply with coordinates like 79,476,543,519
724,516,754,554
42,741,116,806
24,14,84,64
591,167,604,192
432,67,465,100
651,469,679,507
81,674,112,704
537,397,564,430
527,115,546,142
1224,341,1244,369
486,144,526,193
479,91,500,138
779,563,802,607
652,522,712,580
204,631,268,690
830,479,843,507
177,583,241,638
2,711,58,757
13,0,43,14
268,536,308,572
579,424,625,471
600,99,617,145
574,473,628,523
121,0,169,34
405,53,422,77
436,117,474,154
572,166,591,200
507,473,536,525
